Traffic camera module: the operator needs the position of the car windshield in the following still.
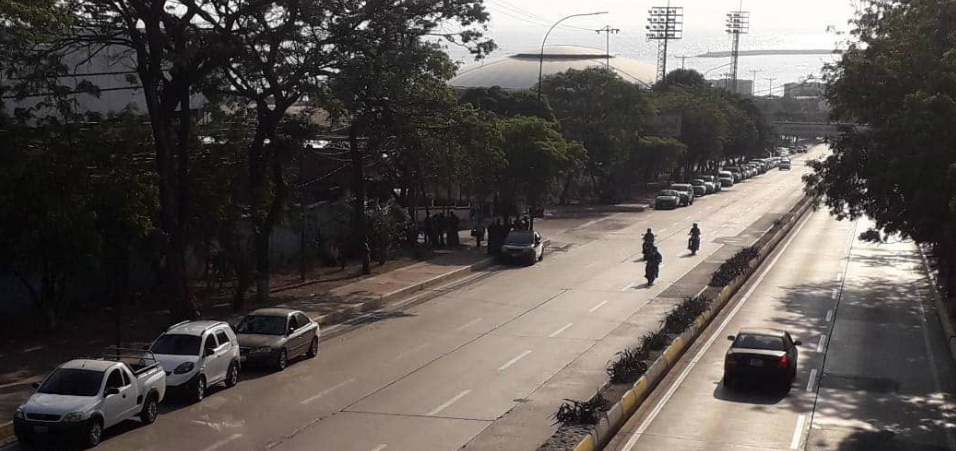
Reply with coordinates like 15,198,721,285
151,334,201,356
237,315,287,336
38,369,104,397
691,180,704,185
734,334,785,351
658,190,679,197
505,231,535,245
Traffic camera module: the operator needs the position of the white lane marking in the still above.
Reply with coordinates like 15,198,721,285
549,323,574,338
454,317,483,332
370,445,387,451
658,228,668,234
790,415,807,449
826,309,834,322
816,334,828,353
392,292,428,308
589,300,609,313
498,350,533,371
807,368,818,392
586,261,600,268
831,288,839,300
622,212,813,450
395,343,430,361
915,289,956,450
201,434,242,451
621,282,637,291
836,272,843,281
427,389,471,416
300,378,357,404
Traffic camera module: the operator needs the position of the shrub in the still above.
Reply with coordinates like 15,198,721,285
709,246,760,287
553,394,609,425
607,347,650,383
663,295,713,334
640,328,668,352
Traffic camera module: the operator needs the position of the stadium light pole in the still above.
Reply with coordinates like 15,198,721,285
538,11,608,100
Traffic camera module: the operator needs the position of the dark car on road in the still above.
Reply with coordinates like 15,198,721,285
724,328,801,391
500,230,545,265
670,183,695,206
236,309,320,371
655,190,681,210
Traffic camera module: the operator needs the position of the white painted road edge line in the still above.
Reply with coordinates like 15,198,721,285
549,323,574,338
201,434,242,451
621,211,814,451
370,445,387,451
621,282,637,292
301,378,357,404
826,309,834,322
498,350,533,371
806,368,818,392
790,415,806,449
395,343,430,361
589,300,609,313
831,288,839,300
816,334,827,353
454,317,483,332
427,389,471,416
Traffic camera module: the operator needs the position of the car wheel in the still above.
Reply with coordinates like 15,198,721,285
538,250,544,262
307,336,319,358
276,348,288,371
225,362,239,388
194,374,206,402
140,394,159,424
85,417,103,448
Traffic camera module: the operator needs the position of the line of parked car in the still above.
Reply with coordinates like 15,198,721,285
14,308,320,448
654,155,794,210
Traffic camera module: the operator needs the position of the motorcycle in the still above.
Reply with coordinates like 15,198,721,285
688,235,701,255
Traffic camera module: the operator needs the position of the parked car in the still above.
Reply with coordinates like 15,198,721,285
14,351,166,448
779,159,791,170
726,167,744,182
700,175,722,192
723,328,801,391
150,320,240,402
690,179,708,196
654,189,681,210
670,183,695,206
236,308,320,371
500,230,545,265
717,171,735,187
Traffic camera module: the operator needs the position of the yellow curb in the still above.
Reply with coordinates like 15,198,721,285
664,337,685,364
0,421,13,441
572,433,595,451
632,376,650,401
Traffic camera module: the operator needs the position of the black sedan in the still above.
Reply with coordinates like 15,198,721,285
654,190,681,210
235,308,320,371
723,328,801,391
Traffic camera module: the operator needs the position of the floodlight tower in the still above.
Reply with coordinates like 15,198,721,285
646,2,684,82
726,10,750,93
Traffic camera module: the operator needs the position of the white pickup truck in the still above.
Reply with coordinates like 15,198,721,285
13,349,166,448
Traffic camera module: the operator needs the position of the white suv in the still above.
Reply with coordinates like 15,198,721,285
149,321,240,402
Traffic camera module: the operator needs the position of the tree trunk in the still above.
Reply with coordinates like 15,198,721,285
349,126,371,275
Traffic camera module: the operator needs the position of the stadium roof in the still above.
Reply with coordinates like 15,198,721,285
450,45,656,90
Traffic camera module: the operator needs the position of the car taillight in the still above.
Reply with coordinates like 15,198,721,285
726,354,737,366
777,355,788,368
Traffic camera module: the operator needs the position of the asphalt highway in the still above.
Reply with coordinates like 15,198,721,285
6,148,824,451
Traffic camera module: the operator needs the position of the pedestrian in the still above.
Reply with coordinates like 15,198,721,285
474,221,486,248
423,214,433,246
487,219,499,255
448,211,461,247
520,215,530,231
512,217,521,232
436,213,446,247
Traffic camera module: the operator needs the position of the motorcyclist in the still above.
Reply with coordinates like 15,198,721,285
642,228,655,260
688,223,701,255
645,245,663,286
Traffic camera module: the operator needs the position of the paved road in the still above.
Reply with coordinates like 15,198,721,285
608,208,956,451
5,150,820,451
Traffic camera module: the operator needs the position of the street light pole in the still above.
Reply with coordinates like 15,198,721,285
538,11,608,100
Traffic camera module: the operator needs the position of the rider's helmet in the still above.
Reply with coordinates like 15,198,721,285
647,228,652,234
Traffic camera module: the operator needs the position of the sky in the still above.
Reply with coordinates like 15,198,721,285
448,0,859,61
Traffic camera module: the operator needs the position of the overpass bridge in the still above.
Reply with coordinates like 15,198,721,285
772,121,867,138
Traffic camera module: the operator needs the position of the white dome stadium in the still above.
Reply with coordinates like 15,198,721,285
450,45,656,89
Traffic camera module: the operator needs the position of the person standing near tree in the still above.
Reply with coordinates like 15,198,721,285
448,211,461,247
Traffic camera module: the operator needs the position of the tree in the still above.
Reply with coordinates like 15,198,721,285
804,0,956,296
497,116,581,213
460,86,556,122
540,67,653,202
655,69,709,90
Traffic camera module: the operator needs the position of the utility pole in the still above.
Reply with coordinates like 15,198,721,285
595,25,621,69
676,55,690,69
725,8,750,94
750,69,760,95
766,75,776,97
647,1,684,83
